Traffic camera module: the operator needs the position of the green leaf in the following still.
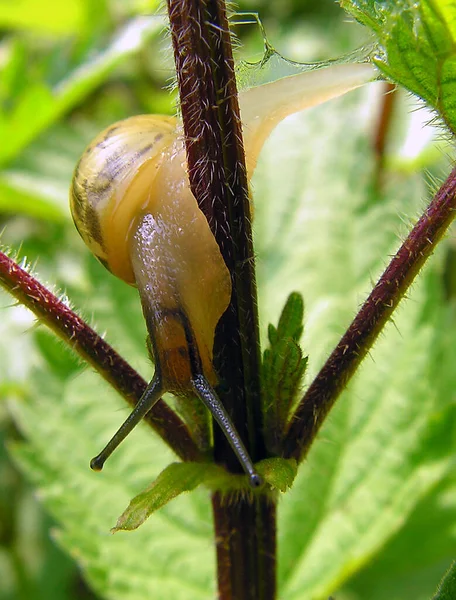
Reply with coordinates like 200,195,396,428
338,471,456,599
254,91,456,598
113,463,218,532
10,369,215,600
432,562,456,600
262,292,307,453
341,0,456,135
114,458,298,532
274,291,304,342
256,458,297,493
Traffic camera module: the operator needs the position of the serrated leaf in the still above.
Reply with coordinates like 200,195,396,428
275,291,304,342
341,0,456,135
262,292,307,452
254,91,456,598
10,370,215,600
267,322,278,345
432,561,456,600
115,457,298,533
256,458,297,493
339,466,456,599
113,463,217,532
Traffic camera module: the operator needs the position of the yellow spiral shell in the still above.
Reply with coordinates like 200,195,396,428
70,114,178,284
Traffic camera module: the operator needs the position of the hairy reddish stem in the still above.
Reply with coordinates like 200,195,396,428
212,493,276,600
373,82,397,161
0,250,201,462
283,165,456,461
166,1,273,599
166,0,264,469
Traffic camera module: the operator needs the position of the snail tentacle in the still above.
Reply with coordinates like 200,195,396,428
90,374,164,471
192,374,262,488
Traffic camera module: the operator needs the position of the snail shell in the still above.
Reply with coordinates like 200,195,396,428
71,115,177,284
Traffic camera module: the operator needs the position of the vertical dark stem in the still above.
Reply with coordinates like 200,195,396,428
167,1,274,598
373,82,396,160
166,0,263,467
373,81,397,187
212,494,276,600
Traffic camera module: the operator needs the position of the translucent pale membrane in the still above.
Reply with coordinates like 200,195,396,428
239,62,377,176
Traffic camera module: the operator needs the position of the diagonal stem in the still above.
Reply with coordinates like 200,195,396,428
283,165,456,461
0,250,201,462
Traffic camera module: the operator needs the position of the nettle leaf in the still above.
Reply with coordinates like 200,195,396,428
113,463,221,532
262,292,307,453
257,457,297,493
341,0,456,135
271,291,304,343
432,562,456,600
337,470,456,599
10,369,215,600
114,458,297,532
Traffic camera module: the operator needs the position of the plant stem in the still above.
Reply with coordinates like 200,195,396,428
373,81,396,162
0,250,201,462
212,493,276,600
166,1,274,597
373,81,397,187
166,0,263,466
283,165,456,461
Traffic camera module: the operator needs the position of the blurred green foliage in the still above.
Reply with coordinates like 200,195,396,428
0,0,455,599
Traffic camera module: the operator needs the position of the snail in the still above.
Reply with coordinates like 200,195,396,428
70,62,375,487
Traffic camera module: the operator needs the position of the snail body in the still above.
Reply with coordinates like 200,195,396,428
128,142,231,388
70,62,375,485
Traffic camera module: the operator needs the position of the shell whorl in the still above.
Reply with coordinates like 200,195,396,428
70,114,178,284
